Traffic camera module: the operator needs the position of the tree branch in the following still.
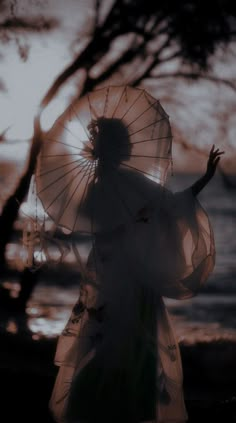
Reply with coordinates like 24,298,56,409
159,48,183,63
129,34,174,86
88,43,148,89
151,71,236,92
0,17,58,32
40,2,133,108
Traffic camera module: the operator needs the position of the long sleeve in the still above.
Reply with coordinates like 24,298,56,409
159,187,215,299
115,186,215,300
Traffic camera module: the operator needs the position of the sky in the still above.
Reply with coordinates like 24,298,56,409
0,0,235,174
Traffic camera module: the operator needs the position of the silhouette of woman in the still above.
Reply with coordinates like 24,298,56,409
49,117,223,423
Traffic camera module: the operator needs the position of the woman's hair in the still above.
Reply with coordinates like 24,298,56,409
90,117,131,166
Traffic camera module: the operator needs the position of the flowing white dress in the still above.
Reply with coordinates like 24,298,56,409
49,186,215,423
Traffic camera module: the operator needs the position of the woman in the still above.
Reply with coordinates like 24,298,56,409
49,117,223,423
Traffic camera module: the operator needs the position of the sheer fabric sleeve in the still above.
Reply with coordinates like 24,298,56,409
159,187,215,299
118,186,215,301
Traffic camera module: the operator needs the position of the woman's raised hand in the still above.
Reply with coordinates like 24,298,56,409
206,145,224,179
191,145,224,196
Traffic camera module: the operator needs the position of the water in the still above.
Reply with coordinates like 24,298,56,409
1,173,236,342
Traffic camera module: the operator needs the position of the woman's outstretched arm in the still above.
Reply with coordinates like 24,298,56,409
191,145,224,197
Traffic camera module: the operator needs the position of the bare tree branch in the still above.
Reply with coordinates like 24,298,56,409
0,17,58,33
0,127,11,143
150,72,236,92
0,79,7,92
40,36,105,108
159,49,183,63
40,2,128,107
86,43,148,90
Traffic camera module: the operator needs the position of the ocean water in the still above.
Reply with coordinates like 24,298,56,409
1,173,236,342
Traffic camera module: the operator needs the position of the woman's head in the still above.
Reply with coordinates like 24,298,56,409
88,117,131,167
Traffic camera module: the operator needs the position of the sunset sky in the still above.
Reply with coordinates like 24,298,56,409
0,0,235,174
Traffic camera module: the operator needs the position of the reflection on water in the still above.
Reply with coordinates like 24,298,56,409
6,320,18,334
2,281,21,298
165,296,236,344
26,285,78,337
2,282,236,344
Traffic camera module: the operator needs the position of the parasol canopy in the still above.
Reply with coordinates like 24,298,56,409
36,85,172,234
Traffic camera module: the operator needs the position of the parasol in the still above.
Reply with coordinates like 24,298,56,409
36,85,172,234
